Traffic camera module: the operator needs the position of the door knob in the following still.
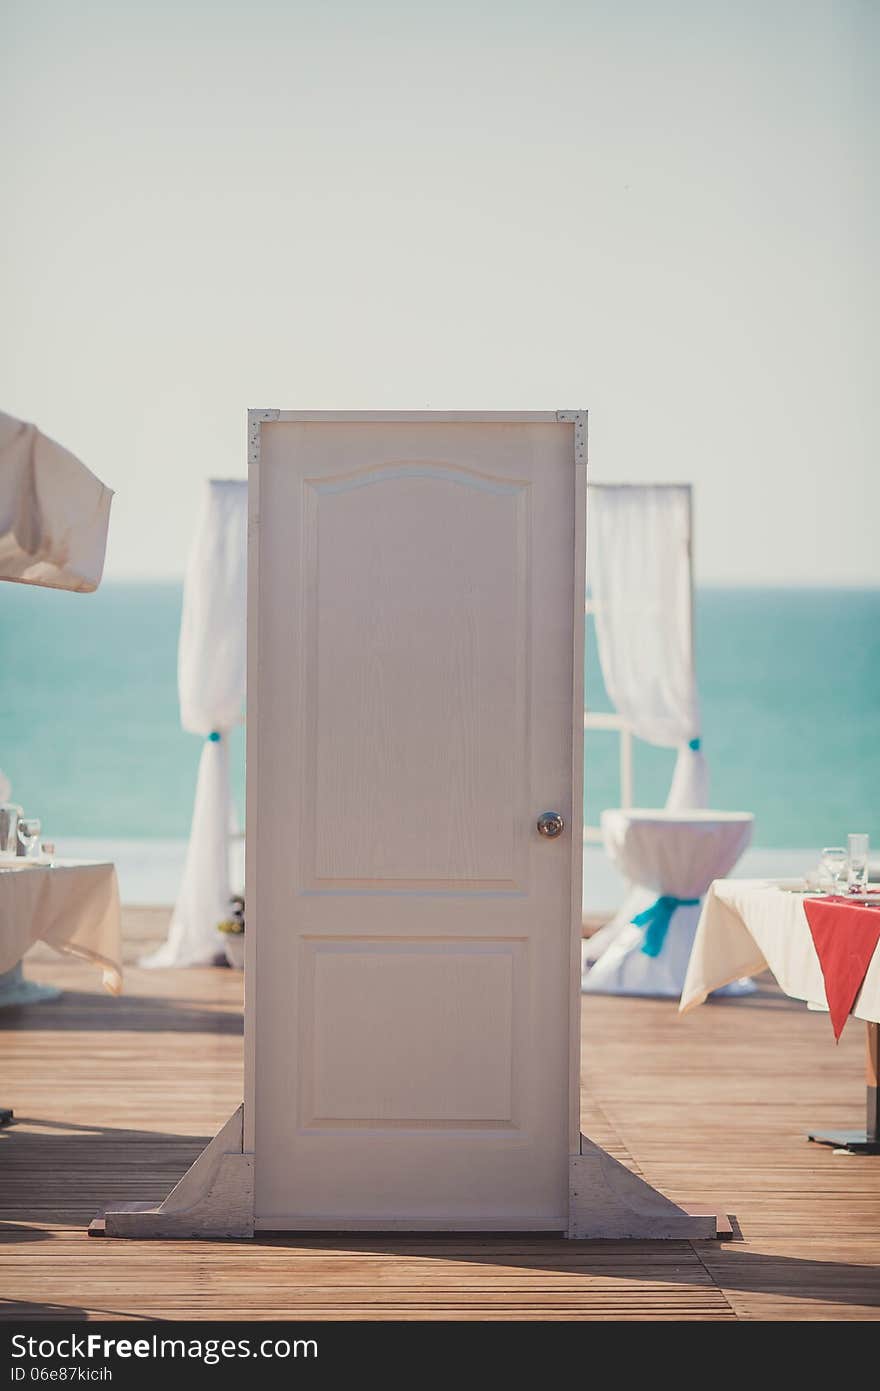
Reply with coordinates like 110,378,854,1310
536,811,565,839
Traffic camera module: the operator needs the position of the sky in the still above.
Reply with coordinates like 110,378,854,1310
1,0,877,585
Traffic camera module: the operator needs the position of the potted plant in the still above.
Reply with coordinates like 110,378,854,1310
217,893,245,969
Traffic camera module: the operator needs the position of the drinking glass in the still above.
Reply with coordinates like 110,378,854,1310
17,818,41,860
847,833,869,895
820,847,848,895
0,804,22,860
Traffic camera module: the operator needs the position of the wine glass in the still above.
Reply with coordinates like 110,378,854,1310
820,846,848,895
17,817,42,860
847,834,869,895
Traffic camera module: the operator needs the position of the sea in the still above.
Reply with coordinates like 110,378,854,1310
0,582,877,909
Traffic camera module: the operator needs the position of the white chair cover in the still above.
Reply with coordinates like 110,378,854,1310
144,481,247,967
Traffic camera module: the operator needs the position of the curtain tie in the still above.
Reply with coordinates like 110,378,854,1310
632,895,700,957
206,731,221,743
688,736,701,751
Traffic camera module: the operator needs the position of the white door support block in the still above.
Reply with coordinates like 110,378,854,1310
568,1135,718,1239
92,1113,720,1241
91,1105,254,1240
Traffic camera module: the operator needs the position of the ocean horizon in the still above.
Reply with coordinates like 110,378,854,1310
1,580,877,907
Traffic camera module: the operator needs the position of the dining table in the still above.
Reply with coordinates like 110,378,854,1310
0,857,123,1124
681,878,880,1154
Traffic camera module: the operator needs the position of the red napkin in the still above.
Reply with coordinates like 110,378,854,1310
802,896,880,1041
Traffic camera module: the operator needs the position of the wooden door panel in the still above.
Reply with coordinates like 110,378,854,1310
302,463,529,890
297,937,524,1127
248,415,583,1229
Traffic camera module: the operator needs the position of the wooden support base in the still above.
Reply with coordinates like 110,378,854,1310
567,1135,721,1240
90,1106,254,1240
90,1114,725,1242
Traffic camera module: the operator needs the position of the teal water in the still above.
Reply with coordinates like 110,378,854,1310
585,588,880,847
0,582,877,849
0,582,246,839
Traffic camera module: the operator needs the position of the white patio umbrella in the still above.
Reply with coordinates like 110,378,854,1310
0,411,114,1053
0,411,113,593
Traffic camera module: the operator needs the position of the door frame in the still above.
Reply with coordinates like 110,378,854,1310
244,410,587,1169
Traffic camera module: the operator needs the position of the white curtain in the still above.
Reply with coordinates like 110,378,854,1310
144,480,248,967
588,484,708,809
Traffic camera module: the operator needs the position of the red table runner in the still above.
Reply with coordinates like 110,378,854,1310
803,896,880,1040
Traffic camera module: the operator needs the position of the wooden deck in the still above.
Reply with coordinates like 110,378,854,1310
2,919,879,1321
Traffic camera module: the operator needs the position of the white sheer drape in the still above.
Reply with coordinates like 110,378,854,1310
144,481,247,967
588,484,707,809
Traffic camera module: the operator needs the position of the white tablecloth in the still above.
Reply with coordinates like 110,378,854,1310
583,809,754,997
0,860,122,994
680,879,880,1024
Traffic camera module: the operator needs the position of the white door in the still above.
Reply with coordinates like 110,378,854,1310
247,412,585,1230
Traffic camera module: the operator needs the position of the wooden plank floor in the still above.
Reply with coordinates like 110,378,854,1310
1,924,879,1321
